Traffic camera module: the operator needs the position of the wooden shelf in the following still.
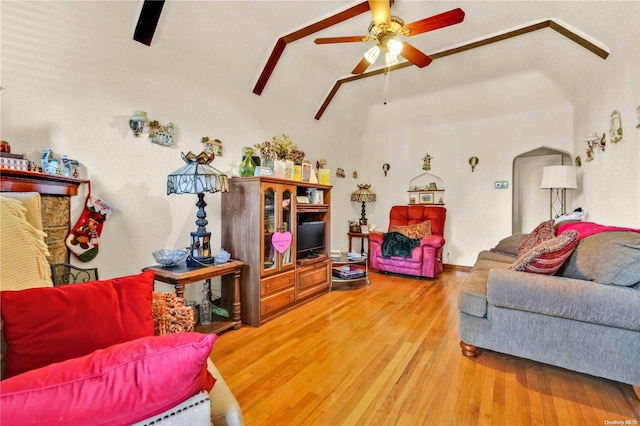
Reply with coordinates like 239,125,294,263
0,169,86,195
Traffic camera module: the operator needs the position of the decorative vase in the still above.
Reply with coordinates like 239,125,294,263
261,157,274,173
239,147,257,177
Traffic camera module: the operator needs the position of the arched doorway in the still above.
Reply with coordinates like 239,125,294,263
512,147,573,234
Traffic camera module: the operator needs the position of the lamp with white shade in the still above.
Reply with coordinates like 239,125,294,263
540,165,577,219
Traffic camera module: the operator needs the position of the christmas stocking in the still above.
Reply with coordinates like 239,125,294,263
65,194,113,262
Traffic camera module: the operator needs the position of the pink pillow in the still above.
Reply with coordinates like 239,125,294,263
0,270,155,377
510,230,579,275
0,332,217,426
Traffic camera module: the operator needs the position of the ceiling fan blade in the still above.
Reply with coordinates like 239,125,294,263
133,0,165,46
352,57,372,75
403,8,465,37
315,36,370,44
399,42,433,68
368,0,391,27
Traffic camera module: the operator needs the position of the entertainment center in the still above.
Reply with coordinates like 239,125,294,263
221,176,332,326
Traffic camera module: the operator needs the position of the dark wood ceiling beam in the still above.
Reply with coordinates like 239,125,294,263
253,1,371,95
133,0,165,46
315,20,610,120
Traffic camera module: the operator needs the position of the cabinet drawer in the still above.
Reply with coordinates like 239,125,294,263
297,261,330,299
261,287,295,317
260,270,295,296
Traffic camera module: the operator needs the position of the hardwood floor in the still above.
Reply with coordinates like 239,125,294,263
211,270,640,425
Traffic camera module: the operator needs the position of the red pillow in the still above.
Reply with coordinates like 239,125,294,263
0,270,155,378
0,332,217,426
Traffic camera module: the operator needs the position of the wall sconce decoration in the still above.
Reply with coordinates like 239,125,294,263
584,132,605,159
382,163,390,176
130,111,149,136
610,110,622,143
468,156,479,172
422,153,433,171
336,168,346,178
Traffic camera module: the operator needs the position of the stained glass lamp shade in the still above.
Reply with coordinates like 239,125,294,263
167,151,229,266
351,184,376,225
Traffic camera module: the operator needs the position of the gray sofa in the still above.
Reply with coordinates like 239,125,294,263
458,231,640,399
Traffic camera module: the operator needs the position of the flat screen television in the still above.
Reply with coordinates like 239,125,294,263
297,221,325,258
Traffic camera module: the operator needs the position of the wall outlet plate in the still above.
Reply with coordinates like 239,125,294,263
495,181,509,189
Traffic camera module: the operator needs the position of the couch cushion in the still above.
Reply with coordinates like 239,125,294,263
517,219,555,255
510,231,579,275
488,269,640,332
458,269,490,318
0,270,155,377
490,233,528,257
0,332,216,426
558,231,640,286
389,220,431,239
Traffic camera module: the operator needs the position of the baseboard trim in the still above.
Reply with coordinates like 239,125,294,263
444,264,472,273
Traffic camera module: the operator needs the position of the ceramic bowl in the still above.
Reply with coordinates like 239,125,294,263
152,248,189,267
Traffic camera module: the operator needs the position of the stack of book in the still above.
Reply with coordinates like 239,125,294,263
332,265,365,280
347,252,362,260
330,250,341,261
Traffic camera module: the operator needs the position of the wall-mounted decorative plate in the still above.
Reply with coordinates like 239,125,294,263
610,110,622,143
149,122,174,146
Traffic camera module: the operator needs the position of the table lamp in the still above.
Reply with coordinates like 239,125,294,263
351,184,376,225
167,151,229,266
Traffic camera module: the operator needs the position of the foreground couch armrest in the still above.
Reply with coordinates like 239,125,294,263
208,358,244,426
132,392,211,426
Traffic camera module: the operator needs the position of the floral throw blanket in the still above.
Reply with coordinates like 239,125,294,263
381,232,421,258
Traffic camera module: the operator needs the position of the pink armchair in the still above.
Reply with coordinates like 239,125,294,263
369,206,446,278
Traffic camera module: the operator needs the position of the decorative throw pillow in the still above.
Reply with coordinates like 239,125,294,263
0,270,155,378
557,231,640,286
510,230,579,275
517,219,556,255
389,220,432,239
0,332,216,426
490,234,528,257
152,291,195,335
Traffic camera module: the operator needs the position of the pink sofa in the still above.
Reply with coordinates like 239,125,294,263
369,206,446,278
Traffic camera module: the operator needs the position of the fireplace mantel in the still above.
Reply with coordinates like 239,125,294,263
1,169,88,263
0,169,85,195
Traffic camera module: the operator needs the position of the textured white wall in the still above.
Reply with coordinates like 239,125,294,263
359,72,574,266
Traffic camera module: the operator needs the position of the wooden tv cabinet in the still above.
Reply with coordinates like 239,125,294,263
221,176,332,326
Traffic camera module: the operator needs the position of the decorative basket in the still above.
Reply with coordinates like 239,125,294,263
349,225,361,233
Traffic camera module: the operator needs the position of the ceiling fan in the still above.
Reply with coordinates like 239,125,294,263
314,0,465,74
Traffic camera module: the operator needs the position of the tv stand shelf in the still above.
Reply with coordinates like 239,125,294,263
222,177,332,327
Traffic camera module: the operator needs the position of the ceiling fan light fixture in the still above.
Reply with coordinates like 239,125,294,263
364,44,381,64
387,38,403,55
384,51,399,67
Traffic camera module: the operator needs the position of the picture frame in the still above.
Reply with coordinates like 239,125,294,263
360,225,369,235
419,192,434,204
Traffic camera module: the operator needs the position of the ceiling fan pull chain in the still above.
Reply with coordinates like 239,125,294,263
383,69,390,105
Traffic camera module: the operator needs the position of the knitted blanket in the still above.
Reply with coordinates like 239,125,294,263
381,232,421,258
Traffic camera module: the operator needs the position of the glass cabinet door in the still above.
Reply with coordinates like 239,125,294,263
280,186,294,269
262,185,277,274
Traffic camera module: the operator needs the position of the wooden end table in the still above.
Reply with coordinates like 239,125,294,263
348,232,370,255
142,260,244,335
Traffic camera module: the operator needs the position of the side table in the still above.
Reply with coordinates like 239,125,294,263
331,253,369,290
348,232,370,255
142,260,244,335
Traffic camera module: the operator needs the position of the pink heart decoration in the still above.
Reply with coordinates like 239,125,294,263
271,231,292,254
